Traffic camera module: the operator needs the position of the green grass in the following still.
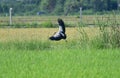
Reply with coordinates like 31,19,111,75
0,48,120,78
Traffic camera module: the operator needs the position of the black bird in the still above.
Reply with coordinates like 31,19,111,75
49,18,67,41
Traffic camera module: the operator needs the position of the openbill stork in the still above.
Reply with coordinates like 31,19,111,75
49,18,67,41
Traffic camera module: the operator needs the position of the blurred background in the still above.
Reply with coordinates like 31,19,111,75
0,0,120,16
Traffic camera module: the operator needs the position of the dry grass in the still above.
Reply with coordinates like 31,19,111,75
0,27,100,42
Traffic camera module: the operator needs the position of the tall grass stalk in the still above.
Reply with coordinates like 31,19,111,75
93,13,120,48
76,13,120,49
77,22,90,49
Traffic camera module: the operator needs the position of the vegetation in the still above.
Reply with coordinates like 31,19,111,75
0,48,120,78
0,15,120,28
93,14,120,48
0,12,120,77
0,0,119,15
0,15,120,49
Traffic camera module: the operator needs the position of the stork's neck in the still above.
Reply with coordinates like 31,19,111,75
58,25,63,33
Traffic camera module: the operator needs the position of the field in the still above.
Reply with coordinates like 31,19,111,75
0,48,120,78
0,27,100,42
0,16,120,78
0,15,120,27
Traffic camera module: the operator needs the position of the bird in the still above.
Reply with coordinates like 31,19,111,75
49,18,67,41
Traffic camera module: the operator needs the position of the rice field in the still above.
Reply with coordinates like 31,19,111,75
0,46,120,78
0,27,100,42
0,15,120,78
0,15,120,26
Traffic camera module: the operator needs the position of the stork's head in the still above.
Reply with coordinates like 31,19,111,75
58,18,64,26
